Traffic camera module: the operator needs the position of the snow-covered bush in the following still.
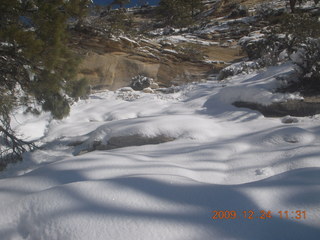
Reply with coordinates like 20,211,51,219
218,61,261,80
227,4,248,18
130,75,153,90
240,13,318,65
256,2,285,19
239,32,266,60
275,13,320,91
259,33,288,66
290,38,320,90
239,31,288,66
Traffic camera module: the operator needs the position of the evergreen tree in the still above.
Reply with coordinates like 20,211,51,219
138,0,148,7
157,0,204,27
110,0,131,9
0,0,91,167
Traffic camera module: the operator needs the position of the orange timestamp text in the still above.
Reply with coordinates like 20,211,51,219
211,210,307,220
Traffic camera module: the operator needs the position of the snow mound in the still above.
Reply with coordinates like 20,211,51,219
263,127,316,145
3,178,202,240
74,115,222,155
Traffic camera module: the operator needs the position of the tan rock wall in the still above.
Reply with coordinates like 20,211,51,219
78,52,161,90
75,36,212,90
78,51,210,90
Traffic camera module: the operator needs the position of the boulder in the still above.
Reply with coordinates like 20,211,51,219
282,116,299,124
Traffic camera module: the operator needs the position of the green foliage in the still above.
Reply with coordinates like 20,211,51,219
42,94,70,119
157,0,204,27
0,0,91,165
108,10,135,35
243,12,320,61
67,78,91,100
110,0,131,8
0,0,91,118
42,94,70,120
0,95,14,125
138,0,148,7
278,13,320,52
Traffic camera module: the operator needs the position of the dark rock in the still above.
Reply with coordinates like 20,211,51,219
281,116,299,124
233,100,320,117
74,134,175,155
98,134,175,150
130,75,153,90
240,37,265,60
218,61,260,80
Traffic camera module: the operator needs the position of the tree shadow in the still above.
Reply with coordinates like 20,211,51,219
1,167,320,240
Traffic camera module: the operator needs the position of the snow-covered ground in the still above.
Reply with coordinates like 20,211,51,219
1,63,320,240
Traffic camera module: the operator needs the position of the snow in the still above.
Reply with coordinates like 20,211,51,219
196,17,256,35
204,59,226,64
0,42,14,47
10,108,51,142
119,36,139,46
1,63,320,239
157,34,216,46
162,48,179,54
238,31,265,45
218,62,303,105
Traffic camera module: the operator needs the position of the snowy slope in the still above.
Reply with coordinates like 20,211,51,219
1,63,320,240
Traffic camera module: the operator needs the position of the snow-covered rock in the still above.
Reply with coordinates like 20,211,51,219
218,61,261,80
149,82,159,89
142,87,154,93
130,75,154,90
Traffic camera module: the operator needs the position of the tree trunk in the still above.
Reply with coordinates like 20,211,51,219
290,0,297,13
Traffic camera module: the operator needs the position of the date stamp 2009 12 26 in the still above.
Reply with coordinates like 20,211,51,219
211,210,307,220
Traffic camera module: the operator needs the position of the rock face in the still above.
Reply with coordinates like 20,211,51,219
77,52,160,90
74,35,212,90
72,0,262,91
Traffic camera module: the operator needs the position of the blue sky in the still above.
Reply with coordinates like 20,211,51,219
93,0,160,7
